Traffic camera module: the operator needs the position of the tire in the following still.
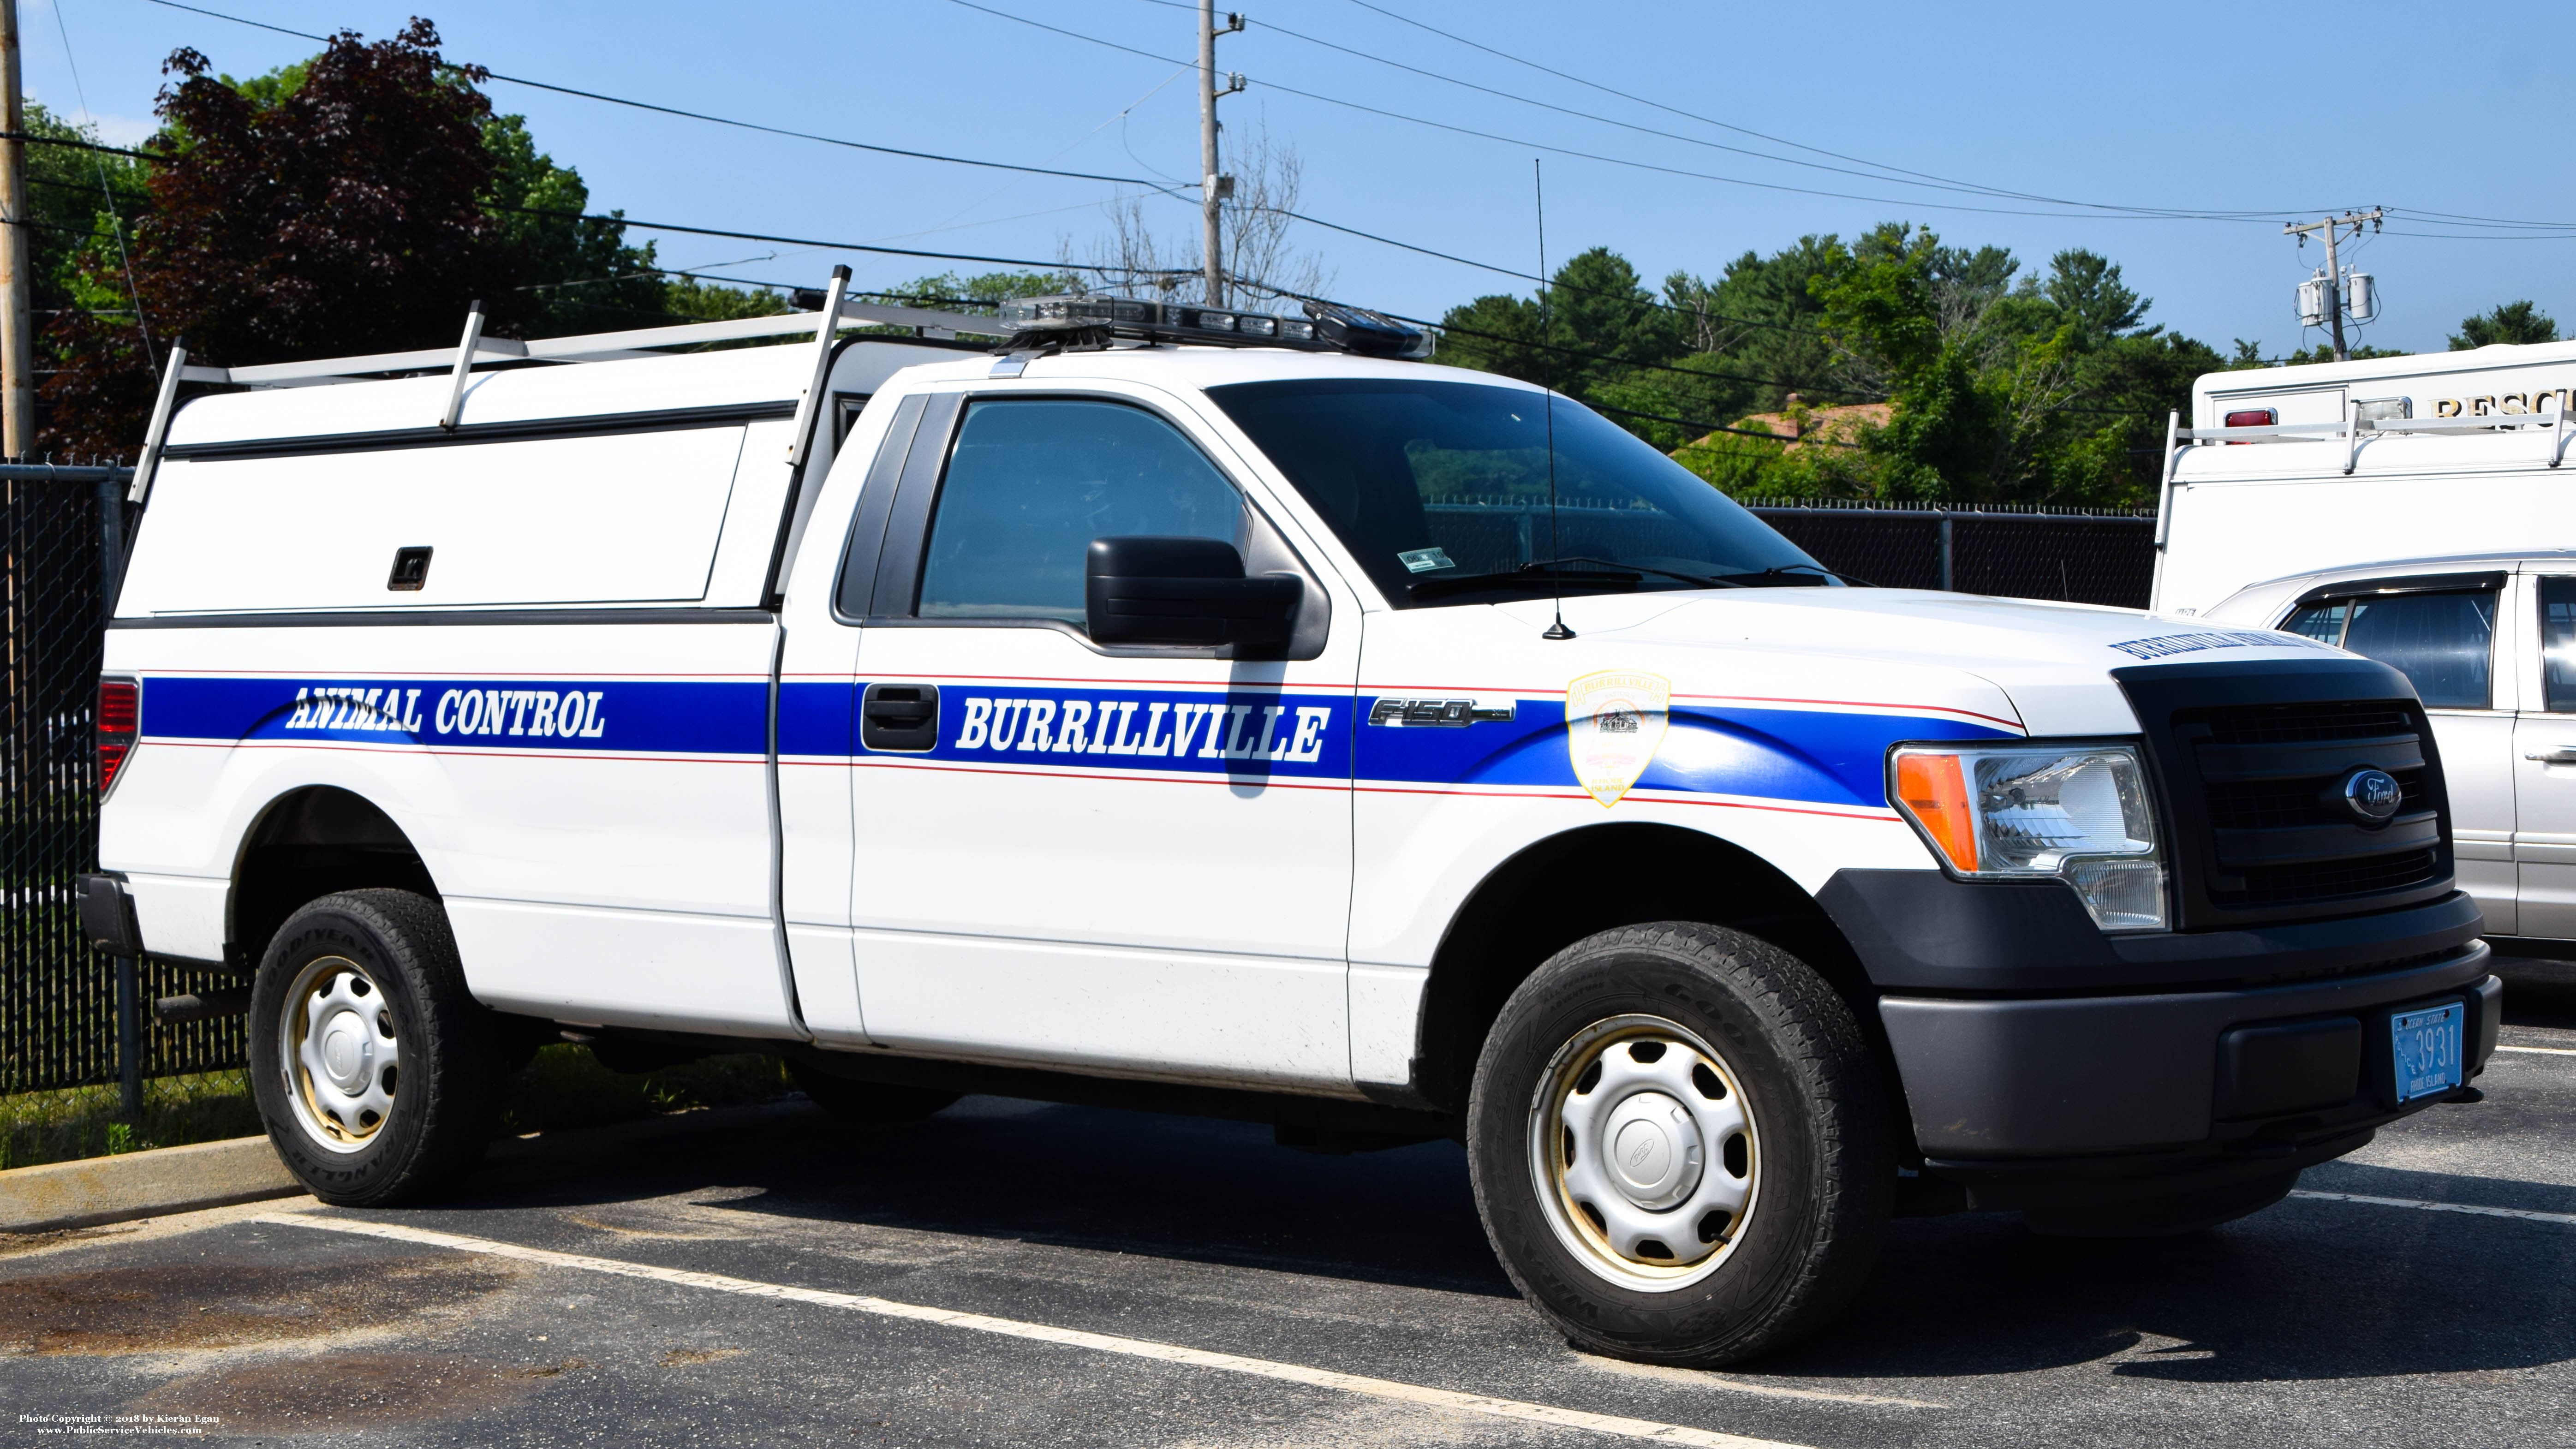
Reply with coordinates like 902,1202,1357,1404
789,1060,960,1123
2020,1168,2301,1239
249,889,505,1207
1467,922,1891,1366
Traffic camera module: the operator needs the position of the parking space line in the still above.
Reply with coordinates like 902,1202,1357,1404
2496,1044,2576,1056
256,1214,1821,1448
2289,1190,2576,1227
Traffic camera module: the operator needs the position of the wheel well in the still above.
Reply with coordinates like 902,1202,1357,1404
1412,823,1876,1116
230,787,440,973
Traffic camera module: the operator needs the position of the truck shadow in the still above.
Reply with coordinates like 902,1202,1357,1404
1770,1157,2576,1384
451,1095,2575,1383
471,1096,1520,1298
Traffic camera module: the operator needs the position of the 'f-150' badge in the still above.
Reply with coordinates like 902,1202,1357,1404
1566,670,1670,807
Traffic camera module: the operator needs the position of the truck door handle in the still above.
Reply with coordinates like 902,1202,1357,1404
2525,748,2576,764
860,683,940,752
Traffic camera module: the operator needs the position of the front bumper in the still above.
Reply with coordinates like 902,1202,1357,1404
1819,870,2498,1206
1882,945,2494,1176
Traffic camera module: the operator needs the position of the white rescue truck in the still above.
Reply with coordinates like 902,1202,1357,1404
2157,340,2576,960
80,280,2499,1365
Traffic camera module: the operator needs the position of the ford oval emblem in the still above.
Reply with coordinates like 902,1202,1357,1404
2341,767,2404,824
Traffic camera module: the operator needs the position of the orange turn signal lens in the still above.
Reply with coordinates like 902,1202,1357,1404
1894,752,1978,872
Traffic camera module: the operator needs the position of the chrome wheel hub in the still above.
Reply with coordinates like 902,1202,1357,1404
280,956,400,1153
1529,1014,1758,1291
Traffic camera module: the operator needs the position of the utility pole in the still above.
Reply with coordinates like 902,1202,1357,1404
2284,208,2383,362
0,0,33,458
1197,4,1243,308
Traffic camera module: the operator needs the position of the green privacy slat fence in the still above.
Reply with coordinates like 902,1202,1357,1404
3,473,245,1095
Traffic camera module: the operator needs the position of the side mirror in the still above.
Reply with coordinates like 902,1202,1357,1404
1085,536,1302,648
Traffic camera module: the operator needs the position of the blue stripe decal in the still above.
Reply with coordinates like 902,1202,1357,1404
141,676,768,756
134,675,2015,810
777,681,852,758
1358,702,2014,810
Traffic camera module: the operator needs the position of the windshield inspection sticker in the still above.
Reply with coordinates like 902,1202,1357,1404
1567,669,1671,807
2108,629,2332,661
1398,547,1455,574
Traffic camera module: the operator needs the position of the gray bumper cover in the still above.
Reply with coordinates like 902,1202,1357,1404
1881,943,2497,1159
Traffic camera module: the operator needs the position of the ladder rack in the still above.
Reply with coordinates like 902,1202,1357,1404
174,296,1001,389
129,274,1001,504
2156,402,2576,534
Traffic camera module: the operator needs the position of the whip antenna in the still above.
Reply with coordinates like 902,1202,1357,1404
1535,158,1573,641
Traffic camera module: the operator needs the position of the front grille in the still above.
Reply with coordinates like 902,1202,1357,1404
2196,702,2415,745
2163,695,2451,924
2202,768,2427,831
2209,849,2443,906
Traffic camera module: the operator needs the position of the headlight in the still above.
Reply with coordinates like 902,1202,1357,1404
1889,743,2166,932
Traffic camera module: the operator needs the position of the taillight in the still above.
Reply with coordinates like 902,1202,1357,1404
98,678,139,795
2223,408,2276,427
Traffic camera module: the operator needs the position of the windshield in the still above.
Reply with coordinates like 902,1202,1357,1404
1205,377,1828,606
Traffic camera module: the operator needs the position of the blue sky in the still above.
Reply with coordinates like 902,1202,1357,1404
19,0,2572,357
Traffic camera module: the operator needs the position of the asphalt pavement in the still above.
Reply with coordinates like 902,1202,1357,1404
7,970,2574,1448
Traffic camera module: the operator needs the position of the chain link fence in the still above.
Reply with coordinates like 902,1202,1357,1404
1747,501,2157,607
3,468,246,1100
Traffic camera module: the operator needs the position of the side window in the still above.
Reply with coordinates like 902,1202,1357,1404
2293,590,2497,709
2541,578,2576,712
2281,602,2345,643
915,399,1242,624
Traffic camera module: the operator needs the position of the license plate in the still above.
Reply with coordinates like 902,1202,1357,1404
2391,1002,2464,1104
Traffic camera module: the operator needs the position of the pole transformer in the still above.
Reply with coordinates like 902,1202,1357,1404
2284,208,2384,363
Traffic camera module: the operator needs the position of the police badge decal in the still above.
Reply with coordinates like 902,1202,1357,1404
1565,670,1671,807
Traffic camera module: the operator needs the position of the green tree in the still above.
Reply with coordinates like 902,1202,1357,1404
35,22,795,452
19,103,152,360
2450,301,2558,349
659,274,791,322
481,113,663,335
1779,227,2218,506
1438,246,1679,408
43,21,523,453
877,269,1082,310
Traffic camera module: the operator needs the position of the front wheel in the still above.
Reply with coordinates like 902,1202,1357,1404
249,889,504,1206
1467,922,1890,1366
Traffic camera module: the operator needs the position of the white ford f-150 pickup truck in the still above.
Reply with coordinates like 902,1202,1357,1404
78,281,2499,1365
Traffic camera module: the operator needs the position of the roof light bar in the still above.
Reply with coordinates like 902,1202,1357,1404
992,295,1433,360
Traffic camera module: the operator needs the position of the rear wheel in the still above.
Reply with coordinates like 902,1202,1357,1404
1468,922,1890,1366
249,889,504,1206
789,1060,959,1123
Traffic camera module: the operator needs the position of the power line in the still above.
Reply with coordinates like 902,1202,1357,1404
1332,0,2306,223
1132,0,2300,222
946,0,2302,226
1256,203,1829,338
0,128,153,157
136,0,1198,195
81,6,1848,340
40,13,158,368
1229,274,1873,397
